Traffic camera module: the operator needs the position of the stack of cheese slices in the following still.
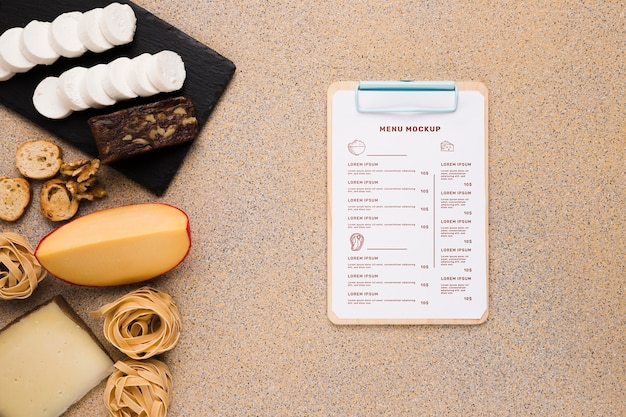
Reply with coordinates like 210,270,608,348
0,2,187,120
33,50,187,119
0,3,136,81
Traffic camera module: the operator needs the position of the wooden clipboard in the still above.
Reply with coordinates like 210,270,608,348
327,81,489,325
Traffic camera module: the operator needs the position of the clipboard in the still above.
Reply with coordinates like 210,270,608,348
327,81,488,325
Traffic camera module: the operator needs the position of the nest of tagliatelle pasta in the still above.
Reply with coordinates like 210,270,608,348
0,232,48,300
92,287,182,417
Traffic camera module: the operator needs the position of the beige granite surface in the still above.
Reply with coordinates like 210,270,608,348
0,1,624,416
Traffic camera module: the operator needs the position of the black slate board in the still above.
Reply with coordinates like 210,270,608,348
0,0,235,195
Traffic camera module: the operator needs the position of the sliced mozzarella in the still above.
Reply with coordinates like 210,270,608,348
0,62,15,81
20,20,60,65
33,76,73,119
102,56,138,100
79,63,116,108
126,53,159,97
77,8,114,53
50,11,87,58
100,2,137,46
57,66,90,111
145,50,186,93
0,27,37,73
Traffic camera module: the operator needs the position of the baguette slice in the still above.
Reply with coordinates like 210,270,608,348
16,140,63,180
39,179,79,222
0,177,31,222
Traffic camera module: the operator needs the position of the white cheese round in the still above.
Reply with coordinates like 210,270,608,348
0,62,15,81
100,2,137,46
77,8,114,53
79,63,116,108
57,66,90,111
145,50,186,93
49,11,87,58
102,56,139,100
127,53,159,97
19,20,60,66
33,77,73,119
0,27,37,73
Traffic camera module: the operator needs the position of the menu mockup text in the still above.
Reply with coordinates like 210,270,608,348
328,83,488,324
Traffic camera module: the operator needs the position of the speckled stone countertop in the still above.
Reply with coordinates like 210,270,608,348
0,1,624,416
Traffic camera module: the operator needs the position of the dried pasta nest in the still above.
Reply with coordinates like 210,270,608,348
0,232,47,299
93,287,182,359
104,359,173,417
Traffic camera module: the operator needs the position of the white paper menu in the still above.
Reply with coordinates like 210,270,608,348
327,81,489,325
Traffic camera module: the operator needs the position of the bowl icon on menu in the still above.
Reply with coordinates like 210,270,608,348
348,140,366,155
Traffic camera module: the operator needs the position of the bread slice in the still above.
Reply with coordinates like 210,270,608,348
39,179,79,221
16,140,63,180
0,177,31,222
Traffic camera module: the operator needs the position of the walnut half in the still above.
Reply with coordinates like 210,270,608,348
66,178,107,201
60,158,101,183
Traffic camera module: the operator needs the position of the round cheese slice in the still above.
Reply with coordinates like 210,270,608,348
100,2,137,46
33,77,74,119
0,27,37,73
50,11,87,58
126,53,159,97
77,8,114,53
79,63,116,108
102,56,139,100
20,20,60,65
145,50,186,93
0,62,15,81
57,66,90,111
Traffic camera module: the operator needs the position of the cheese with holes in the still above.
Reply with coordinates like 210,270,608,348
0,296,114,417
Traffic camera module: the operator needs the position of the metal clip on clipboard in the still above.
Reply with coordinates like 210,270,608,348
355,80,458,113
